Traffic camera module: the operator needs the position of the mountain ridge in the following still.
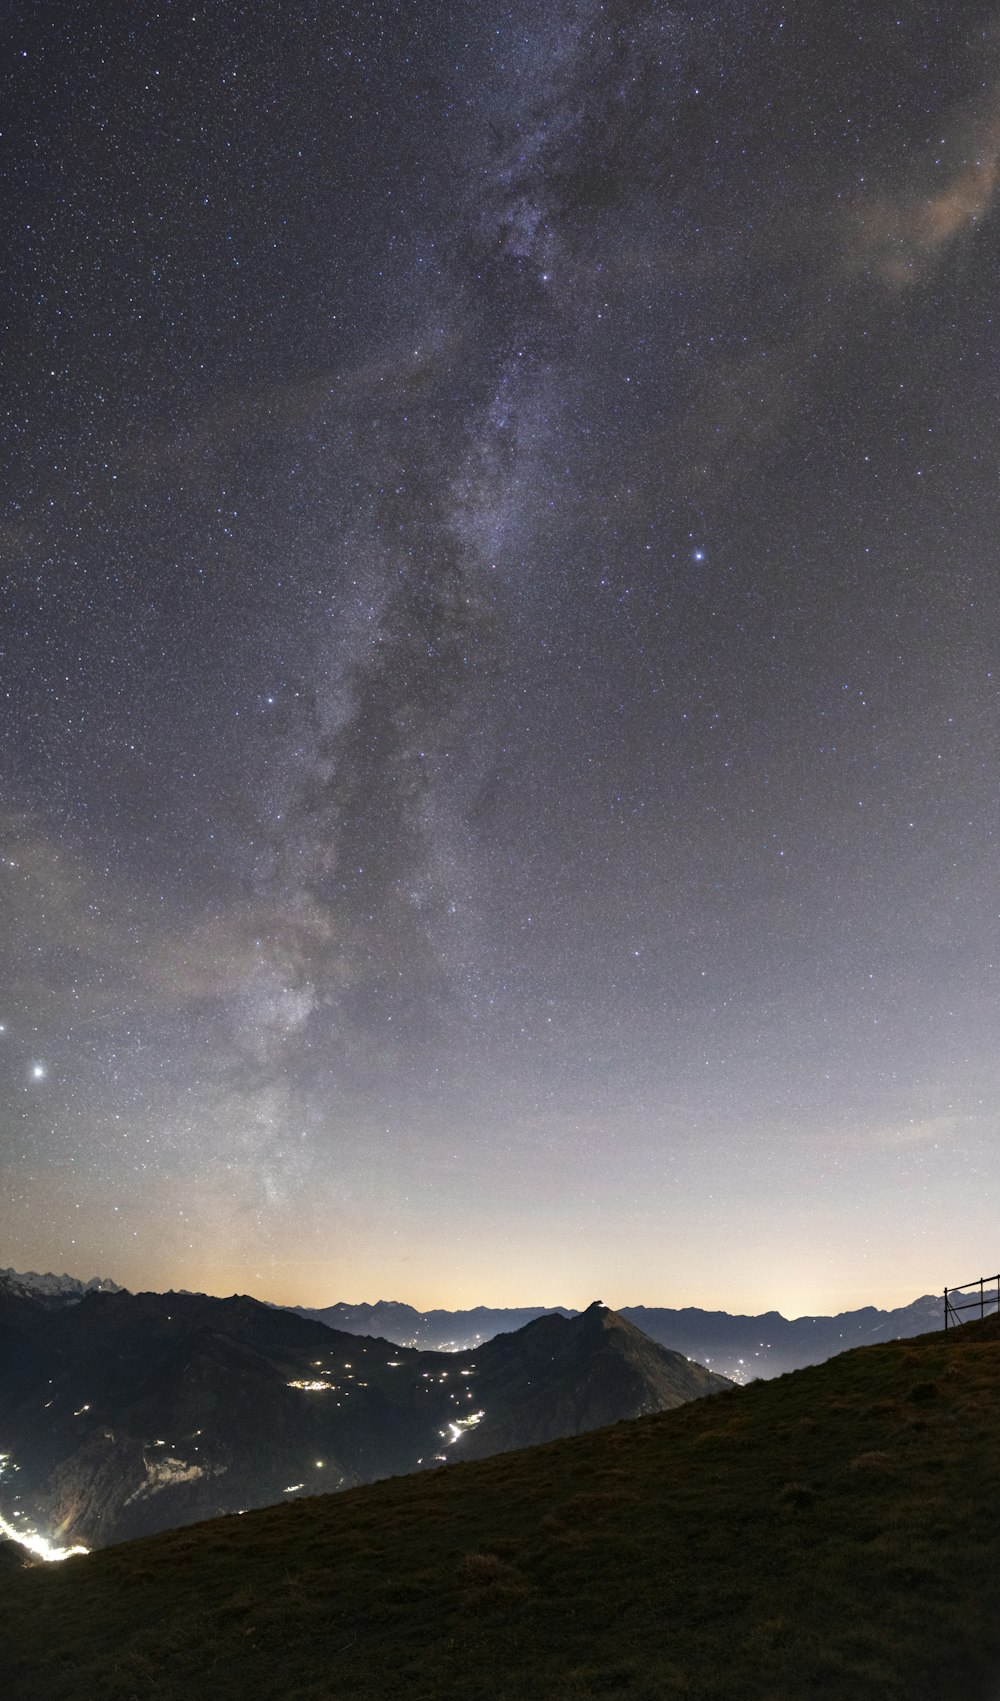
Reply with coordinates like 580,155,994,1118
0,1268,123,1307
2,1264,946,1378
292,1291,944,1379
0,1289,727,1551
3,1310,998,1698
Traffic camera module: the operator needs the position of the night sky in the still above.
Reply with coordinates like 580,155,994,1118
4,1,1000,1315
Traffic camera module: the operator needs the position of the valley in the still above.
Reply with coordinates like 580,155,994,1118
0,1286,726,1551
2,1309,998,1699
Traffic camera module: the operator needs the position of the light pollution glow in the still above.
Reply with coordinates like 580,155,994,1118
0,1509,89,1564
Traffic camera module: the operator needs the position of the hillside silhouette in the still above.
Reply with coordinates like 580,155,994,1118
0,1291,725,1547
3,1312,999,1699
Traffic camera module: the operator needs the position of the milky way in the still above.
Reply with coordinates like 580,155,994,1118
4,1,1000,1312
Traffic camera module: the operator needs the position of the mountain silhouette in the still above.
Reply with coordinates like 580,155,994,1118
295,1292,946,1378
0,1289,727,1549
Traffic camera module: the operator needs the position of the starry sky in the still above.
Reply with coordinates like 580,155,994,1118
4,0,1000,1317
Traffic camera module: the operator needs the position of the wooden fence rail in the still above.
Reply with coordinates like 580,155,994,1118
944,1275,1000,1330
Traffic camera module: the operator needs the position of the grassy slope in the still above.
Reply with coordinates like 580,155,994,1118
4,1315,1000,1701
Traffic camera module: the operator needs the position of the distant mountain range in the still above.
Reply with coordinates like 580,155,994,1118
1,1266,947,1381
0,1268,122,1306
7,1309,996,1700
0,1288,727,1551
293,1292,946,1380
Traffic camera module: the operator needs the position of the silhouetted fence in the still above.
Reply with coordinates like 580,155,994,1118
944,1275,1000,1330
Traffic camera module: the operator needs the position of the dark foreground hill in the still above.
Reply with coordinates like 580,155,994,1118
4,1314,1000,1701
296,1291,946,1378
0,1291,725,1549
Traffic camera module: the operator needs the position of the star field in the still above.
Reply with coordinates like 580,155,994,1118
3,0,1000,1313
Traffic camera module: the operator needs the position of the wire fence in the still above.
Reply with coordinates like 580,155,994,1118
944,1275,1000,1330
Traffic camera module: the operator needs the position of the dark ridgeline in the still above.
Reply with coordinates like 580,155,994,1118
0,1288,727,1550
0,1268,123,1308
3,1267,946,1384
295,1292,945,1378
5,1310,1000,1700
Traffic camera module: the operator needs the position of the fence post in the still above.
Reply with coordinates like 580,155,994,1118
981,1277,985,1321
944,1287,949,1330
